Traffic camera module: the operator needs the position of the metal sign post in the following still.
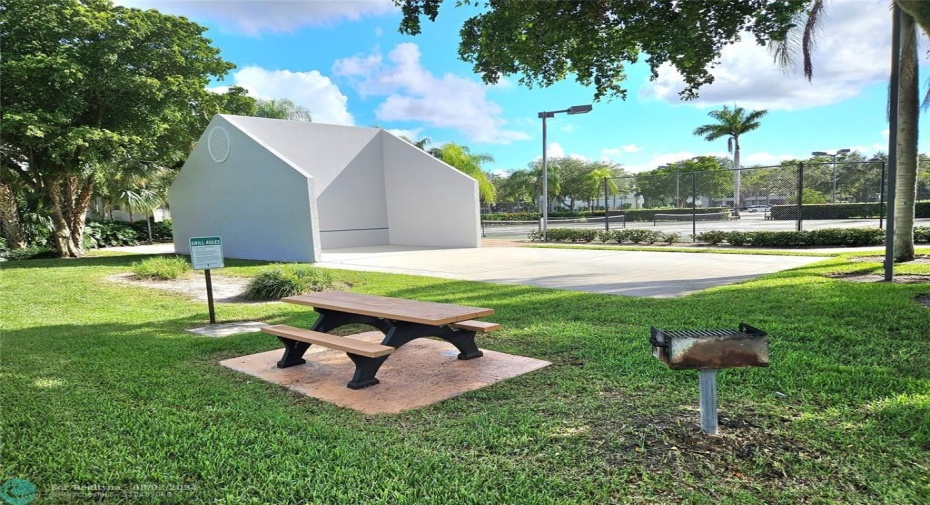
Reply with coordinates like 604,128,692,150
189,236,224,325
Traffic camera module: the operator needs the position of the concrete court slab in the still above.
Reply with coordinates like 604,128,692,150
318,245,828,297
220,332,551,414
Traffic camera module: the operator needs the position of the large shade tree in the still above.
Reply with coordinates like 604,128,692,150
396,0,810,100
1,0,235,257
693,106,768,214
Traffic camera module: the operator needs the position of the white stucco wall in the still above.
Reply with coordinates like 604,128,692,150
169,117,320,262
171,116,479,262
381,133,481,247
316,135,389,249
224,116,388,249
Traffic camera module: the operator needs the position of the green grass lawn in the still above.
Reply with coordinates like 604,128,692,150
2,251,929,504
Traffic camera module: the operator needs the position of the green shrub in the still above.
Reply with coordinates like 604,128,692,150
598,229,626,244
2,246,57,261
626,229,658,244
574,229,599,243
245,264,335,300
527,229,542,241
725,231,749,246
660,232,681,245
84,220,139,249
132,256,191,280
130,219,173,242
914,227,930,243
695,230,727,245
808,228,884,247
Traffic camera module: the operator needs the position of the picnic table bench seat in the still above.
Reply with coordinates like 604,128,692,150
451,320,501,332
261,325,395,358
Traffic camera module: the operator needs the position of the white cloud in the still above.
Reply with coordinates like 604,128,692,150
546,142,565,158
333,43,530,144
601,148,624,161
560,123,578,133
114,0,396,36
215,66,354,125
743,152,799,166
600,144,642,161
623,152,702,173
374,27,384,37
640,0,892,110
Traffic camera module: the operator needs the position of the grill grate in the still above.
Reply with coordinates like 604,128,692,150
662,329,744,339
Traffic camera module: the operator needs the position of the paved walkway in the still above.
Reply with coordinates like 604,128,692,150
317,245,827,298
99,242,830,298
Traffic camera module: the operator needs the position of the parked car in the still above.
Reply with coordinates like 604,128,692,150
747,205,771,213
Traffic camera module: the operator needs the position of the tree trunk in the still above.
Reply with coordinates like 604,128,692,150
894,11,918,262
0,182,26,249
47,174,95,257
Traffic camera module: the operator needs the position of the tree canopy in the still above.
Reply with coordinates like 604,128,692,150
1,0,235,256
396,0,809,100
634,157,730,208
255,98,313,122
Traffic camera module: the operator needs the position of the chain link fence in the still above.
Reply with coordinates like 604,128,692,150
481,161,930,241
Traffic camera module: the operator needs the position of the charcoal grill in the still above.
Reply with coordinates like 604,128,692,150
650,323,768,370
650,323,769,435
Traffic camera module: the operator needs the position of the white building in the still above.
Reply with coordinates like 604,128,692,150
169,115,480,262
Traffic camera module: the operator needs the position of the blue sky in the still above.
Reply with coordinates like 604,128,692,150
118,0,927,174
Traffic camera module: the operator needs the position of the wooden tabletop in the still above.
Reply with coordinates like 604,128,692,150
281,291,494,325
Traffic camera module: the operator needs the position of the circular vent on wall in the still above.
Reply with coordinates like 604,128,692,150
207,126,230,163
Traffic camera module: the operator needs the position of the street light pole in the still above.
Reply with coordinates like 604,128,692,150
541,112,549,239
812,149,850,203
538,104,592,241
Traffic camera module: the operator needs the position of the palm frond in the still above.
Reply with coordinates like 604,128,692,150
801,0,826,80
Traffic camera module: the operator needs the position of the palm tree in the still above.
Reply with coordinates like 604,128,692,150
431,143,497,203
693,105,768,215
399,135,432,151
773,0,924,262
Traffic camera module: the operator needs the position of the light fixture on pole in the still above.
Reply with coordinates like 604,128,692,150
812,149,850,203
538,104,593,240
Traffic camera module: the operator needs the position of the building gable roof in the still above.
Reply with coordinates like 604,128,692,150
221,115,381,194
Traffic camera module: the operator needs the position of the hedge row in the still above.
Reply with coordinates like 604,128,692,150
768,201,930,220
528,228,680,245
695,226,930,247
529,226,930,248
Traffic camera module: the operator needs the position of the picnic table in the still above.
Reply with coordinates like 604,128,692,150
261,292,499,389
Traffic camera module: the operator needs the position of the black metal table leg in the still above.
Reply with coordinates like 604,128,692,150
444,329,484,360
276,337,311,368
346,354,391,389
382,322,483,360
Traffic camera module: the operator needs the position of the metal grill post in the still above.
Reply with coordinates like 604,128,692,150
699,369,719,435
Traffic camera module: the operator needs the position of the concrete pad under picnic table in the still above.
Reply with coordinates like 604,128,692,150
220,332,551,414
318,245,827,297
